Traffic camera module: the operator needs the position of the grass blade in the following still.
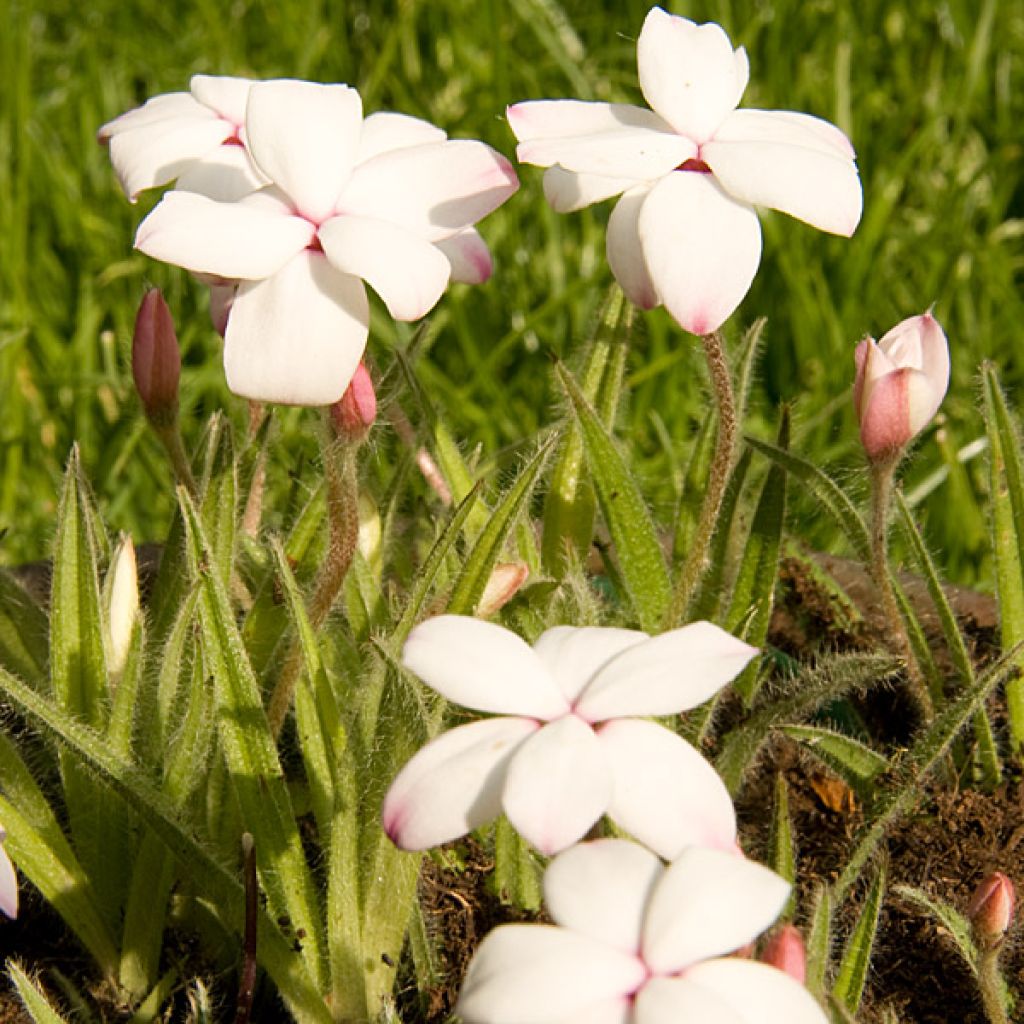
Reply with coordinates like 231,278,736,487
833,859,887,1012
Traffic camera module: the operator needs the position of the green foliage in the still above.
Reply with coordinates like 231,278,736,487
833,859,887,1012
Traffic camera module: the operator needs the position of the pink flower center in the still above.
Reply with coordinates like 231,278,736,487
677,157,712,173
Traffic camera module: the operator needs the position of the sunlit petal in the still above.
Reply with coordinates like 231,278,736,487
607,185,659,310
382,717,538,850
683,959,830,1024
714,108,855,159
517,126,694,180
634,976,744,1024
356,111,446,163
98,92,203,140
436,228,493,284
507,100,670,142
189,74,253,126
533,626,647,705
223,251,368,405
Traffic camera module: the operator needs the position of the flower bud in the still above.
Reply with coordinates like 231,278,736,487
0,824,18,919
132,289,181,428
853,312,949,462
476,562,530,617
330,362,377,442
968,871,1015,947
760,924,807,984
105,534,140,681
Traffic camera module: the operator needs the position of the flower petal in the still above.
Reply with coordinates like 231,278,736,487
337,140,518,242
517,126,694,180
402,616,568,718
634,976,744,1024
532,626,648,705
223,251,368,405
382,717,538,850
713,108,855,160
643,847,789,973
245,79,363,222
507,100,671,142
860,368,938,458
683,959,829,1024
458,924,646,1024
638,171,761,335
109,115,234,200
189,74,253,126
542,167,639,213
607,185,660,310
544,839,662,953
598,718,736,860
356,111,446,164
575,621,757,721
319,214,451,320
98,91,202,141
0,838,17,919
503,716,611,855
637,8,743,142
436,228,493,284
174,144,266,201
878,312,950,397
135,190,312,279
702,138,862,236
556,999,632,1024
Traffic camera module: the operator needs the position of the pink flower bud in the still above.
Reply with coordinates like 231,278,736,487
760,924,807,984
476,562,530,617
853,312,949,462
132,289,181,428
330,362,377,441
968,871,1015,946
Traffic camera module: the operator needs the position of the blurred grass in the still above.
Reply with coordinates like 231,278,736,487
0,0,1020,585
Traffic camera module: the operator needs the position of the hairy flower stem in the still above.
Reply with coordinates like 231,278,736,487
155,422,198,498
665,330,737,629
869,459,933,719
268,430,360,737
977,946,1010,1024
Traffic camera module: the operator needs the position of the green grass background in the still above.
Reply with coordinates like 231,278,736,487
0,0,1020,584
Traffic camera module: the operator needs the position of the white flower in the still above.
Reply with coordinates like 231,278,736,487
0,824,17,920
134,80,518,405
98,75,265,202
382,616,755,857
104,533,139,680
458,840,827,1024
507,6,862,335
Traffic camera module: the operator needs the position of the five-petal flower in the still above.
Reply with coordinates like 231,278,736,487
382,616,756,857
508,6,862,335
458,840,827,1024
133,79,518,405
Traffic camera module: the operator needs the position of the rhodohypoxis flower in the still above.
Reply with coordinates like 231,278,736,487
0,824,17,919
99,75,265,202
458,840,827,1024
853,312,949,462
382,616,756,857
508,6,862,335
135,79,517,405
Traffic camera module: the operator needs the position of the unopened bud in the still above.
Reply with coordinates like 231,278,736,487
968,871,1015,947
330,362,377,442
0,824,18,919
105,534,140,680
132,289,181,427
761,924,807,984
476,563,529,618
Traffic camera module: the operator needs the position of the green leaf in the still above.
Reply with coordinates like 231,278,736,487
0,569,48,685
673,408,716,564
179,489,327,994
893,884,978,975
805,884,833,1002
779,724,889,794
745,436,871,563
433,417,490,539
447,437,553,617
557,361,671,630
493,817,542,912
833,859,887,1012
768,773,797,919
197,413,238,592
7,962,71,1024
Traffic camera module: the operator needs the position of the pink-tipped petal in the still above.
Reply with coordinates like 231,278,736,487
98,91,203,141
109,115,235,200
599,718,737,860
0,838,17,920
382,717,538,850
174,144,267,202
859,368,938,459
135,190,312,279
702,138,862,236
607,185,660,310
458,925,646,1024
544,840,662,953
638,171,761,335
542,167,640,213
634,976,744,1024
503,716,611,855
516,127,694,180
507,100,670,143
245,79,363,222
436,228,493,284
637,9,743,142
643,848,790,973
319,214,451,321
223,251,368,405
532,626,648,705
714,108,855,160
356,111,446,163
878,312,950,400
682,958,829,1024
338,140,518,243
189,74,253,126
575,621,757,720
402,616,569,718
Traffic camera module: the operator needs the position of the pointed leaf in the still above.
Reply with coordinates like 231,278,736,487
0,569,48,686
779,724,889,793
768,773,796,919
833,859,887,1012
805,884,832,1002
8,962,71,1024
